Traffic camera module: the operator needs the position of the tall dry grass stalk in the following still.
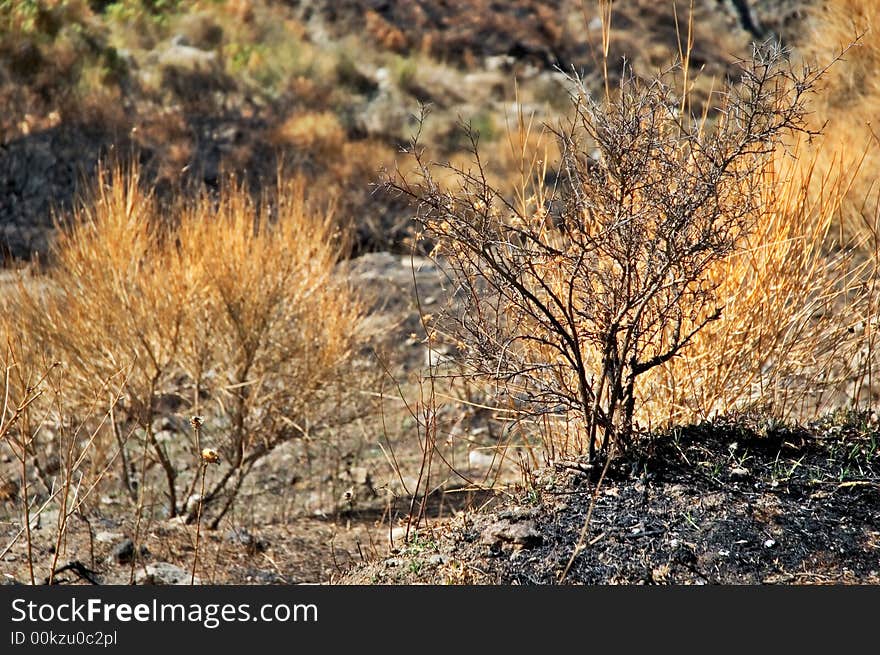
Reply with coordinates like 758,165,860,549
643,144,874,427
798,0,880,245
2,162,363,525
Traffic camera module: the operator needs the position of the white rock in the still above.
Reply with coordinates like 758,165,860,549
95,531,125,544
468,449,496,470
135,562,200,585
730,466,750,480
157,43,218,74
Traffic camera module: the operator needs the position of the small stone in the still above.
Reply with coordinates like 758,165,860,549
764,538,777,549
154,430,175,444
349,467,370,486
157,43,218,74
226,527,253,546
41,454,61,476
468,450,496,470
730,467,750,480
95,531,124,544
135,562,198,585
184,494,203,516
481,519,542,549
112,539,135,564
425,345,454,368
225,528,269,553
33,509,58,531
497,506,539,522
110,539,148,565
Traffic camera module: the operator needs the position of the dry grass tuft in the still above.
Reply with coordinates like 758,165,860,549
271,110,347,158
2,162,363,525
798,0,880,245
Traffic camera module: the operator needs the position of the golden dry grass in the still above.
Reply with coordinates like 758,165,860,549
535,4,880,448
1,162,363,519
271,110,346,158
797,0,880,245
643,145,873,427
513,145,876,456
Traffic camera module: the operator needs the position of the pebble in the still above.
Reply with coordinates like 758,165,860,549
225,527,269,553
346,467,371,486
498,506,539,522
481,519,542,549
730,467,750,480
184,494,203,516
112,539,135,564
468,450,496,470
95,531,124,544
135,562,199,585
111,539,148,565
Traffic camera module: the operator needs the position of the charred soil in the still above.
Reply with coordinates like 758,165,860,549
340,412,880,584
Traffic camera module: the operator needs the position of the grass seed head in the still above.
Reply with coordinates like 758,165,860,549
200,448,222,465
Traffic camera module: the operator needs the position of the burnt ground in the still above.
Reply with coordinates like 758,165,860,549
339,411,880,584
